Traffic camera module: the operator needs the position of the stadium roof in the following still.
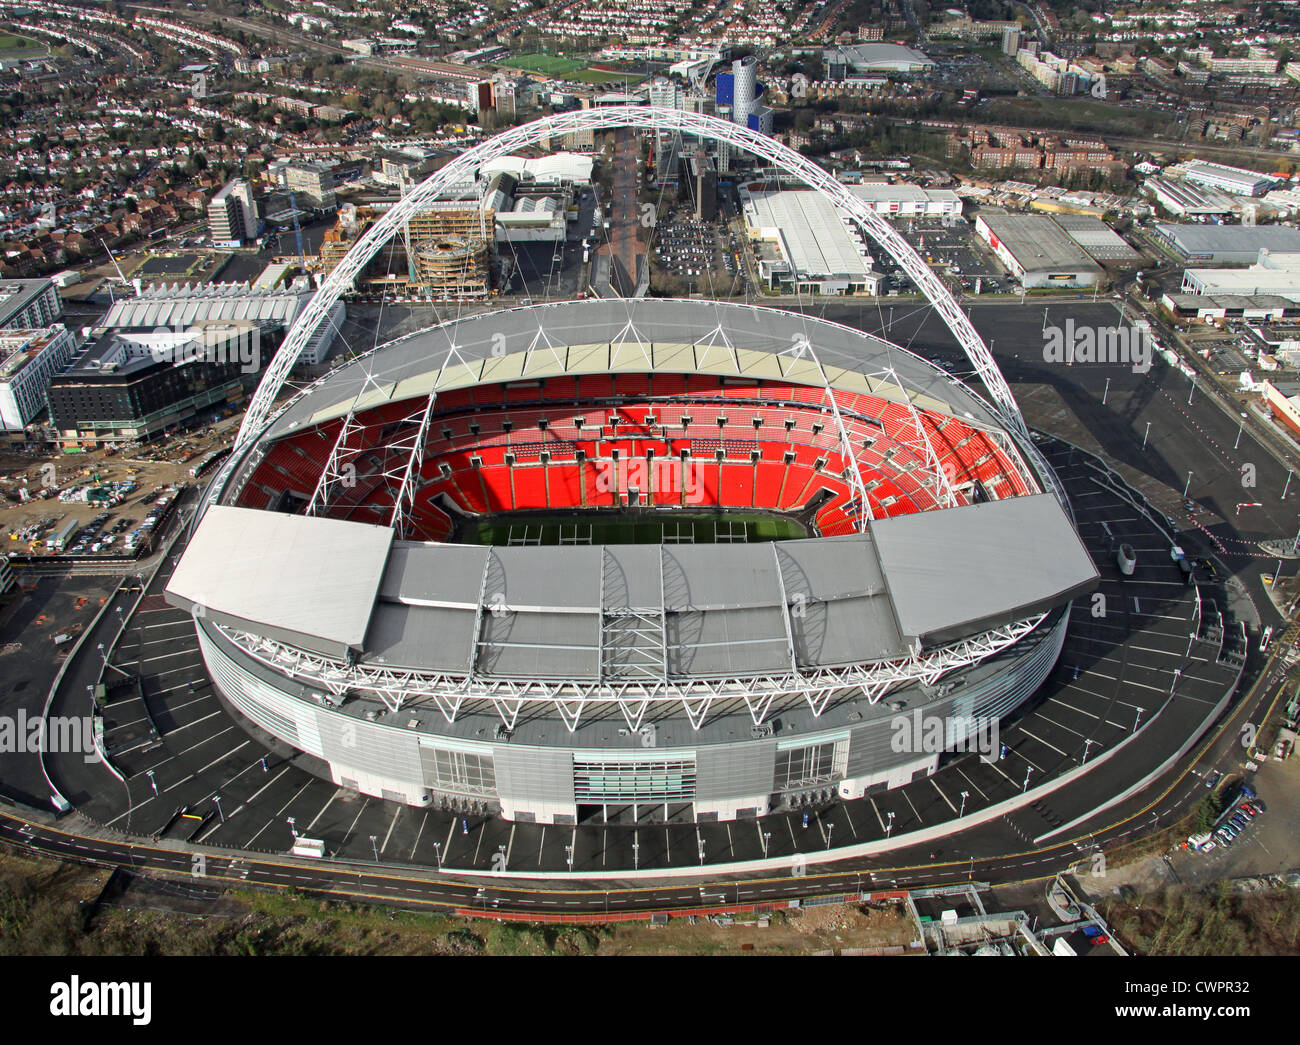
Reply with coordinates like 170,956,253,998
171,497,1096,682
165,505,393,660
256,300,1001,442
871,493,1097,645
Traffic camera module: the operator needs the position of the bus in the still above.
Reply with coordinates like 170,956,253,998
48,518,78,552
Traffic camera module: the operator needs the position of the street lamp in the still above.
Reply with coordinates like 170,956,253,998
1183,470,1193,499
632,840,640,870
564,843,574,871
1022,767,1033,792
287,816,297,838
1082,738,1096,763
1102,377,1110,406
885,811,895,838
370,834,379,862
959,790,969,818
761,831,771,858
1142,421,1151,451
146,769,157,796
826,823,834,850
1285,470,1294,501
697,837,706,865
212,794,224,823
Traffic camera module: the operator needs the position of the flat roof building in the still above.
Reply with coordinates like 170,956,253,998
1052,215,1142,264
0,278,62,330
1180,161,1277,198
974,213,1102,288
1152,223,1300,265
1145,177,1238,218
742,189,879,295
0,325,76,431
848,183,963,217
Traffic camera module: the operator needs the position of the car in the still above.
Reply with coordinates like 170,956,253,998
1250,798,1266,813
1205,770,1222,789
1230,814,1247,829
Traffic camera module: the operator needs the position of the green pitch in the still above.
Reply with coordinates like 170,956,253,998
464,511,806,547
498,53,587,75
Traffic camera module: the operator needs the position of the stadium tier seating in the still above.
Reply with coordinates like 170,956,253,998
234,373,1033,537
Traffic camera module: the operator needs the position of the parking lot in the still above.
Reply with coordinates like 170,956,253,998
1,429,229,558
651,211,746,295
895,216,1009,294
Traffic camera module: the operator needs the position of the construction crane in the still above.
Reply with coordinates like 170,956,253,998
97,236,134,298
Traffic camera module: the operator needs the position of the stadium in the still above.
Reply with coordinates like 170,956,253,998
164,108,1099,829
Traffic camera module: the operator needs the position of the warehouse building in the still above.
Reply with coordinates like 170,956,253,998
742,189,881,294
848,183,963,218
1053,215,1142,264
1144,177,1238,218
974,213,1102,288
1180,161,1277,198
1151,223,1300,265
1181,252,1300,300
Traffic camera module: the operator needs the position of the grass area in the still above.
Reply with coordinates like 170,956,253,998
498,53,587,76
0,32,36,52
572,67,646,85
980,96,1182,141
465,510,806,546
0,843,920,955
1100,884,1300,956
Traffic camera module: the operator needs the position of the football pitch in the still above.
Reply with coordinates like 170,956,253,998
464,511,806,547
498,53,587,75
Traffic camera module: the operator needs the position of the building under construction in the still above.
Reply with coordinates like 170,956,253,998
315,201,494,298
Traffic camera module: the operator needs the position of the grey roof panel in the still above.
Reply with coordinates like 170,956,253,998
166,505,392,657
870,493,1098,646
363,602,476,672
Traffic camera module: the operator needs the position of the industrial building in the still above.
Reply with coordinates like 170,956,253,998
848,184,963,218
1151,223,1300,265
0,278,62,330
1181,252,1300,300
1162,293,1300,323
973,213,1102,289
742,189,879,294
1052,215,1142,264
1180,161,1277,197
0,325,77,432
1144,177,1238,219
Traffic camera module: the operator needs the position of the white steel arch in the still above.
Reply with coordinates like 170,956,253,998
235,106,1026,449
